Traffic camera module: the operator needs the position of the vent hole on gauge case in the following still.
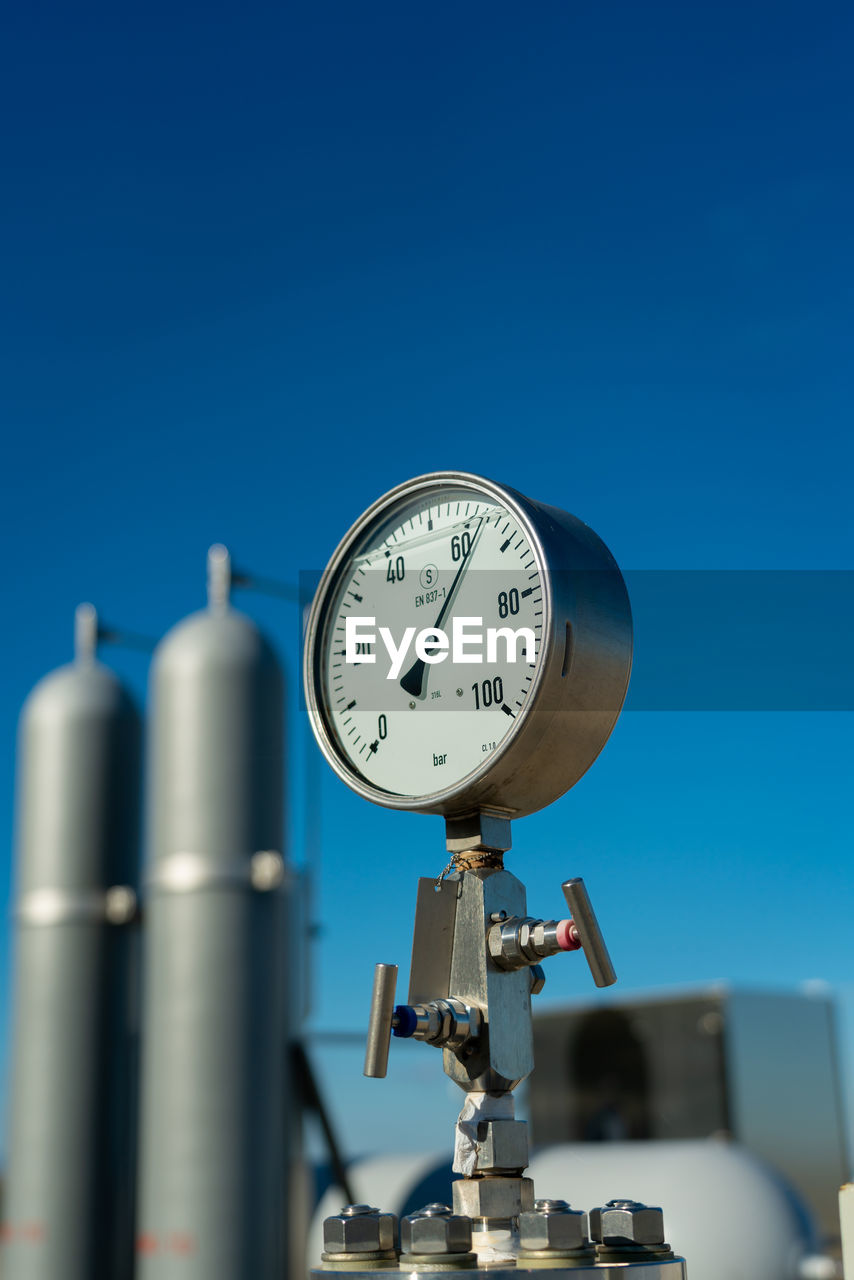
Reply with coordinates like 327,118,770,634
561,621,574,679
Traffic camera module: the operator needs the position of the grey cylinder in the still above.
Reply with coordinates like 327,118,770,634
2,625,141,1280
135,577,288,1279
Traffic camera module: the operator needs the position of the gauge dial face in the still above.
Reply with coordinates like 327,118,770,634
312,482,546,801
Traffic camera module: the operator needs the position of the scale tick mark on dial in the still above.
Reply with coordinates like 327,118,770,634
499,538,511,552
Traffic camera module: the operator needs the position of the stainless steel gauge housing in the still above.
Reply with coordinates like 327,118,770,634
304,471,632,819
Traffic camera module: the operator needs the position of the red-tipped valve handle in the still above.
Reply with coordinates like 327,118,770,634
561,878,617,988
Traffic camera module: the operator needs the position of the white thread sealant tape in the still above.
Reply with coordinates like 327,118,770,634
452,1091,515,1176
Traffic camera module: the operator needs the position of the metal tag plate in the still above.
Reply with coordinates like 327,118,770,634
407,877,458,1004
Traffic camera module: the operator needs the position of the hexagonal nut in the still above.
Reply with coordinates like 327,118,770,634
529,964,546,996
519,1202,588,1252
487,925,506,963
452,1176,535,1220
593,1201,665,1246
475,1119,529,1172
323,1205,398,1254
401,1204,472,1255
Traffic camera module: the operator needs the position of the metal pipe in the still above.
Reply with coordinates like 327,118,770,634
74,601,98,664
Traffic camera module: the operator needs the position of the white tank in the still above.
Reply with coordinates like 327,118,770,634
529,1140,819,1280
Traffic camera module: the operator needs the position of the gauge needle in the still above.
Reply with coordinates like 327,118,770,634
399,517,486,699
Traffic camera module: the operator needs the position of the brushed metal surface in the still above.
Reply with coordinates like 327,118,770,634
365,964,399,1078
443,869,533,1091
408,878,459,1004
561,879,616,988
312,1260,687,1280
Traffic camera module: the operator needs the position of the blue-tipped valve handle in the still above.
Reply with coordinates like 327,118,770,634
364,963,481,1078
364,963,398,1078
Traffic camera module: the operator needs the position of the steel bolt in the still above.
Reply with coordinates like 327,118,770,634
519,1199,589,1253
401,1203,473,1255
529,964,546,996
323,1203,398,1254
589,1200,665,1247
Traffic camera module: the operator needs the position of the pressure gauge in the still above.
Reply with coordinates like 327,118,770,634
303,472,632,819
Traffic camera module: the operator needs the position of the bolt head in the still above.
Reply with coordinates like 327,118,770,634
590,1201,665,1246
323,1205,397,1253
519,1203,588,1252
401,1205,472,1254
529,964,546,996
104,885,137,925
250,849,286,891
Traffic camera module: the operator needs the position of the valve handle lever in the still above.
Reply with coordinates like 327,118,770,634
364,962,399,1078
561,878,617,988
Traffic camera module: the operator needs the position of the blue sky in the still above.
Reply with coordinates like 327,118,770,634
1,1,852,1162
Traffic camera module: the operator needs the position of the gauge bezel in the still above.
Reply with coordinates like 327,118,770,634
303,470,632,819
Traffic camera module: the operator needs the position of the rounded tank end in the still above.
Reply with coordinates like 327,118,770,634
23,659,136,729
